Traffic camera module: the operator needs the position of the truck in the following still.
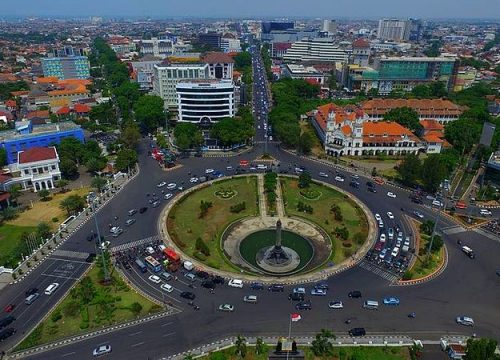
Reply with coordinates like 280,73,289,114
183,261,194,271
162,248,181,272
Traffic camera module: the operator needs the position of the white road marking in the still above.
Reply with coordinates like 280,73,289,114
131,341,145,347
162,332,176,338
129,331,142,336
61,352,76,357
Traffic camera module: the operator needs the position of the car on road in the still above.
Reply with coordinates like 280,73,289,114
0,315,15,329
139,207,148,214
25,287,38,297
328,301,343,309
288,293,305,301
335,176,345,182
218,304,234,312
152,200,160,208
374,241,384,252
368,187,377,193
268,284,285,292
387,212,394,219
93,344,112,357
180,291,196,300
311,288,327,296
250,282,264,290
348,291,362,298
432,200,443,207
201,280,215,289
379,233,386,243
205,168,214,174
461,246,475,259
456,316,474,326
111,227,123,237
166,183,177,190
160,283,173,293
128,209,137,216
295,300,312,310
480,209,492,216
243,295,258,303
164,193,173,200
3,304,15,313
228,279,244,288
0,327,16,341
374,213,382,221
391,247,399,257
184,273,196,282
148,275,161,284
44,283,59,295
318,172,328,178
293,287,306,294
413,211,424,219
314,281,329,290
388,228,394,239
157,181,167,188
125,219,136,226
99,240,110,249
383,296,400,306
349,328,366,337
189,177,199,183
387,192,397,198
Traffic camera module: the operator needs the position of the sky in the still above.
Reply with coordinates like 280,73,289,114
3,0,500,19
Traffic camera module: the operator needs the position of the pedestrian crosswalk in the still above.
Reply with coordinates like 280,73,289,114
442,226,466,235
51,249,89,260
110,235,162,254
358,260,400,283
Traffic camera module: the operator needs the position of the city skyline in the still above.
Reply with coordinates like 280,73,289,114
2,0,500,19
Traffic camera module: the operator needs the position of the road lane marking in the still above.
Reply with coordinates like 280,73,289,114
162,332,176,338
40,273,81,280
131,341,145,347
61,352,76,357
129,331,142,336
161,322,173,327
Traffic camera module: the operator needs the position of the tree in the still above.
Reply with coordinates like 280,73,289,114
367,88,379,97
234,335,247,358
411,84,432,98
55,179,69,192
89,102,117,125
37,189,51,201
174,123,204,150
465,338,500,360
298,172,312,188
421,154,447,192
58,137,86,165
0,206,17,221
445,118,481,154
121,122,141,149
0,147,7,167
429,234,443,252
311,329,335,357
8,184,22,205
134,95,165,132
298,132,313,155
255,338,266,355
419,220,435,236
210,117,255,146
91,176,108,193
59,158,79,179
383,107,422,132
397,154,421,186
115,149,138,172
36,222,51,239
130,302,143,316
59,195,86,216
85,157,106,173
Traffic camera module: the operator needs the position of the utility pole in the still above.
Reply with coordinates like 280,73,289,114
427,183,447,255
91,195,110,283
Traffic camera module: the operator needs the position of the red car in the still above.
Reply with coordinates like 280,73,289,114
3,304,15,313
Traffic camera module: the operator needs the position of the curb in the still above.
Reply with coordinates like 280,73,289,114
396,244,448,286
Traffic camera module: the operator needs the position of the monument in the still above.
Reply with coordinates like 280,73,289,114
256,219,301,274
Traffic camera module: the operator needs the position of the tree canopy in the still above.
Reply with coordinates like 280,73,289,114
210,116,255,146
397,153,421,186
115,148,138,172
383,106,422,132
134,95,165,132
174,123,204,150
0,80,29,101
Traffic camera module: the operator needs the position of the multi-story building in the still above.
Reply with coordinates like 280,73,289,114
177,80,235,125
220,36,241,53
0,121,84,164
352,39,370,67
271,42,292,59
201,52,234,80
283,38,350,64
261,21,295,34
408,18,423,42
131,59,162,90
140,37,175,57
41,56,90,80
282,64,325,85
377,19,411,42
14,146,61,192
322,20,337,35
198,33,222,50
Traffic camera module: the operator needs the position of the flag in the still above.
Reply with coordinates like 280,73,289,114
291,313,301,322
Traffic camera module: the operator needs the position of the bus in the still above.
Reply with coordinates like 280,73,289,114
135,258,147,273
144,256,162,273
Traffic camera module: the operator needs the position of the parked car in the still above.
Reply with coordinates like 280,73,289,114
349,328,366,337
456,316,474,326
139,207,148,213
348,290,362,298
228,279,244,288
293,287,306,294
164,193,173,200
243,295,258,303
383,296,400,306
180,292,196,300
387,192,397,198
3,304,15,313
93,344,112,357
201,280,215,289
125,219,136,226
166,183,177,190
328,301,344,309
148,275,161,284
311,288,327,296
218,304,234,312
288,293,305,301
268,284,284,292
157,181,167,188
295,300,312,310
250,282,264,290
161,284,173,293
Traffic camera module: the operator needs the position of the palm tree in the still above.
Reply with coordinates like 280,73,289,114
55,179,69,192
255,337,265,355
234,335,247,358
91,176,107,193
311,329,335,357
37,189,51,201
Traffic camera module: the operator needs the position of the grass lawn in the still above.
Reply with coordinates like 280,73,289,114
280,177,369,265
299,120,324,157
16,262,161,351
167,176,258,271
8,187,91,231
198,345,410,360
0,224,38,268
406,233,444,280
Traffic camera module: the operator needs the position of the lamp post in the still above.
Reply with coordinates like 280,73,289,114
91,195,110,283
427,182,447,255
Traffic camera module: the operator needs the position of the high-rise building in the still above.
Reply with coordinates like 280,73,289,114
377,19,411,42
177,80,235,125
220,37,241,53
261,21,294,34
41,56,90,80
198,33,222,50
352,39,370,67
322,20,337,35
408,18,423,42
283,38,350,64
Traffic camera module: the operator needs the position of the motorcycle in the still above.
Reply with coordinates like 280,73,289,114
408,312,416,318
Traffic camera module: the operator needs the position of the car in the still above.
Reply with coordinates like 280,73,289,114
250,282,264,290
157,181,167,188
44,283,59,295
196,270,210,279
335,176,345,182
387,212,394,219
218,304,234,312
205,168,215,174
288,293,305,301
139,207,148,214
0,315,15,329
201,280,216,289
461,246,475,259
456,316,474,326
268,284,285,292
166,183,177,190
379,233,386,243
128,209,137,216
145,246,155,255
295,300,312,310
318,172,329,178
383,296,400,305
349,181,360,188
311,288,327,296
368,187,377,193
432,200,443,207
374,241,384,252
293,287,306,294
378,220,384,228
125,219,136,226
228,279,244,288
391,247,399,257
93,344,112,357
243,295,258,303
314,281,329,290
0,327,16,341
328,301,344,309
3,304,15,313
180,291,196,300
349,328,366,337
348,290,362,298
387,192,397,198
184,273,196,282
189,177,199,183
211,276,225,285
148,275,161,284
152,200,160,208
160,283,174,292
413,211,424,219
480,209,492,216
374,213,382,221
388,228,394,239
25,287,38,297
164,193,173,200
111,228,123,237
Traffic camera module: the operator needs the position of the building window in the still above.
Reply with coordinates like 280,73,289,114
24,169,29,175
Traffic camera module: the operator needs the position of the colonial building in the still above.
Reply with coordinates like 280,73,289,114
15,147,61,192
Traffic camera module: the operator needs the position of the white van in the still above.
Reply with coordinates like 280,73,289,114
228,279,243,288
363,300,379,310
183,261,194,271
44,283,60,295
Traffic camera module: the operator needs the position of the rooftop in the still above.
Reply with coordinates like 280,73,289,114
18,146,58,164
201,52,234,64
0,121,81,143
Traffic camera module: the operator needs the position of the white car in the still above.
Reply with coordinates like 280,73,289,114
432,200,443,207
328,301,343,309
387,192,396,198
205,168,214,174
148,275,161,284
379,233,386,242
480,209,492,216
374,213,382,221
319,172,329,178
387,212,394,219
157,181,167,188
100,241,110,250
218,304,234,312
226,166,233,170
228,279,244,288
160,283,174,293
166,183,177,190
335,176,345,182
456,316,474,326
164,193,173,200
93,344,112,356
189,177,199,183
391,247,399,257
413,211,424,219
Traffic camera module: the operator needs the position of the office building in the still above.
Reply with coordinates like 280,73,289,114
220,37,241,53
41,56,90,80
352,39,370,67
140,37,175,57
0,121,84,164
51,46,87,58
201,52,234,80
14,146,61,192
131,60,162,90
261,21,294,34
408,18,423,42
198,33,222,50
177,80,235,125
283,64,325,85
377,19,410,42
283,38,350,64
322,20,337,35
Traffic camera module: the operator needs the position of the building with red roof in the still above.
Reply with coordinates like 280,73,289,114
201,52,234,80
15,146,61,192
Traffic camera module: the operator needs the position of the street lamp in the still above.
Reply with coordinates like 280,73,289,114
90,194,110,283
427,182,447,255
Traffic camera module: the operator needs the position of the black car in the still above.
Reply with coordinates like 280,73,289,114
0,316,15,329
0,328,16,341
268,284,284,292
25,287,38,297
180,291,196,300
288,293,305,301
211,276,225,285
348,290,362,298
85,253,96,263
201,280,216,289
349,181,360,188
367,187,377,193
366,181,374,187
139,207,148,214
314,282,329,290
250,282,264,290
295,300,312,310
196,270,210,279
349,327,366,337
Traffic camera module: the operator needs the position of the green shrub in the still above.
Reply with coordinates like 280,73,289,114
52,217,59,223
353,232,365,245
79,321,89,329
195,237,210,256
193,251,207,261
343,247,353,257
51,310,62,323
402,270,413,280
63,300,80,317
342,242,352,248
130,302,143,316
230,202,246,213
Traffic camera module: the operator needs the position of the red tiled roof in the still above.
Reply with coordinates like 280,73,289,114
273,42,292,51
5,99,16,108
26,110,50,119
362,121,419,143
362,98,466,117
201,52,234,64
341,125,352,136
423,133,444,143
74,103,90,113
56,106,71,115
419,119,444,131
18,147,57,164
353,38,370,48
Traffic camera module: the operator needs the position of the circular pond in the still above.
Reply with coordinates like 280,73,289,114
239,230,314,274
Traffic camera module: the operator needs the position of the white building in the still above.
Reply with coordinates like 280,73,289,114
201,52,235,80
283,64,325,85
220,37,241,53
177,80,235,125
322,20,337,35
140,37,175,57
377,19,411,42
283,38,350,64
15,147,61,192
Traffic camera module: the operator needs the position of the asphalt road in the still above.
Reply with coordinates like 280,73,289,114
1,48,500,359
